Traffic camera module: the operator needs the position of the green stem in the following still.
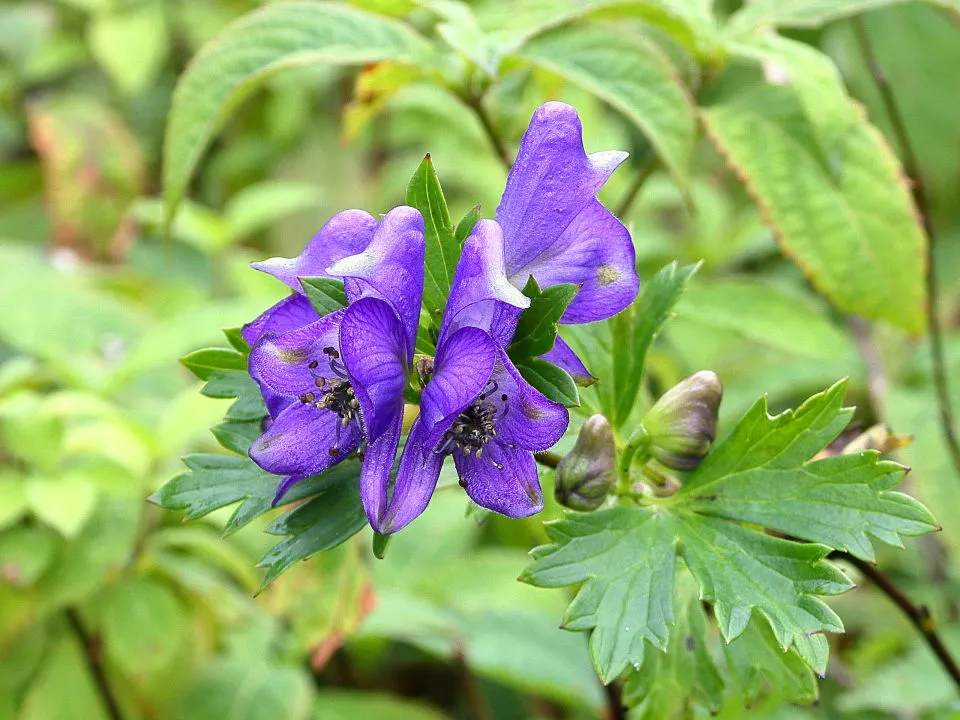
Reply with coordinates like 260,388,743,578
461,92,512,172
852,17,960,485
617,424,651,489
615,156,658,219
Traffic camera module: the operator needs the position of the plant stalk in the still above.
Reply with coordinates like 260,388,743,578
65,608,125,720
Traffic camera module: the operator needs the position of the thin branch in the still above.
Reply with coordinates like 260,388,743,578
452,644,491,720
848,315,888,421
462,94,512,172
65,609,125,720
603,680,627,720
615,157,658,218
832,552,960,691
852,17,960,483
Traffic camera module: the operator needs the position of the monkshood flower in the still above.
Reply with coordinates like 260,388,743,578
372,221,569,534
495,102,640,379
244,207,425,518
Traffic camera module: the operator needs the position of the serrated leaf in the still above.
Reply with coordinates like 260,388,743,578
612,261,699,426
211,419,262,455
163,1,431,227
508,278,579,362
180,347,246,380
724,616,818,704
521,23,697,191
406,155,460,323
258,480,367,587
151,454,360,535
515,358,579,408
701,82,926,332
454,205,481,245
675,513,849,673
521,508,675,683
300,276,348,317
622,575,723,719
679,381,939,562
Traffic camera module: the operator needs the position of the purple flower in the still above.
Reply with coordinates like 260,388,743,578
494,102,640,379
244,207,425,519
373,220,569,534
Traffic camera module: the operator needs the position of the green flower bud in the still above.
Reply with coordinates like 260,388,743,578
642,370,722,471
555,415,615,511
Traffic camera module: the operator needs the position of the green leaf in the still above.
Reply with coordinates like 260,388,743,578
224,180,321,243
26,475,97,538
676,280,854,360
163,1,431,227
197,367,268,423
454,205,481,245
211,419,262,455
180,347,246,380
87,1,167,96
0,526,59,587
520,508,675,683
612,261,699,427
166,659,313,720
622,575,723,719
406,155,460,323
675,514,849,674
17,634,111,720
223,327,250,354
300,277,348,317
680,381,939,561
515,358,580,408
258,480,367,587
701,81,926,332
313,690,450,720
99,578,188,684
151,454,360,536
521,23,697,191
507,278,579,362
724,616,818,704
728,0,960,32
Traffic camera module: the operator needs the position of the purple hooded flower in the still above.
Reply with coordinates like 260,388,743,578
494,102,640,379
245,207,425,518
374,220,569,534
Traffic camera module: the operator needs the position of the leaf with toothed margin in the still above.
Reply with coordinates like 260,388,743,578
258,479,366,587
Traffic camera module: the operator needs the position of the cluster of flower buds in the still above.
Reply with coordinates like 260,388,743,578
554,371,722,511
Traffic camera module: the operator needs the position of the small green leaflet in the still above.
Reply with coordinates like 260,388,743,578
454,205,481,245
222,327,250,354
406,155,461,325
523,381,938,688
507,277,579,362
180,348,246,378
515,358,579,408
300,277,348,316
181,346,267,423
258,479,367,587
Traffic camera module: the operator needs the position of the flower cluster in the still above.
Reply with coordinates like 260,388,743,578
243,102,639,534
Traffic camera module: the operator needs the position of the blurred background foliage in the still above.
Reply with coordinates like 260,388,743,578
1,0,959,718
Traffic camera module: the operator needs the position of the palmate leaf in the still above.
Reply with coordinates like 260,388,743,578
523,381,938,688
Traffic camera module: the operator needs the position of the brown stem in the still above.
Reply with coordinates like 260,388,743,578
832,552,960,691
463,94,512,172
452,644,491,720
615,158,657,219
65,608,125,720
852,17,960,484
603,681,627,720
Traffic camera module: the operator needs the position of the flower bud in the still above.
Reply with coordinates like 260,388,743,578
642,370,722,471
555,415,615,511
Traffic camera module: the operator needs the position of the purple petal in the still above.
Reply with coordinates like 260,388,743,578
251,209,377,290
454,443,543,518
359,413,401,529
441,220,529,345
494,349,569,452
540,336,596,386
496,102,638,322
378,416,446,534
248,310,345,397
272,475,307,506
249,402,359,478
340,297,407,442
420,327,498,454
242,293,318,347
516,199,638,323
327,206,425,360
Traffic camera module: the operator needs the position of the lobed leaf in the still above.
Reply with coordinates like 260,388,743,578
163,1,431,226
